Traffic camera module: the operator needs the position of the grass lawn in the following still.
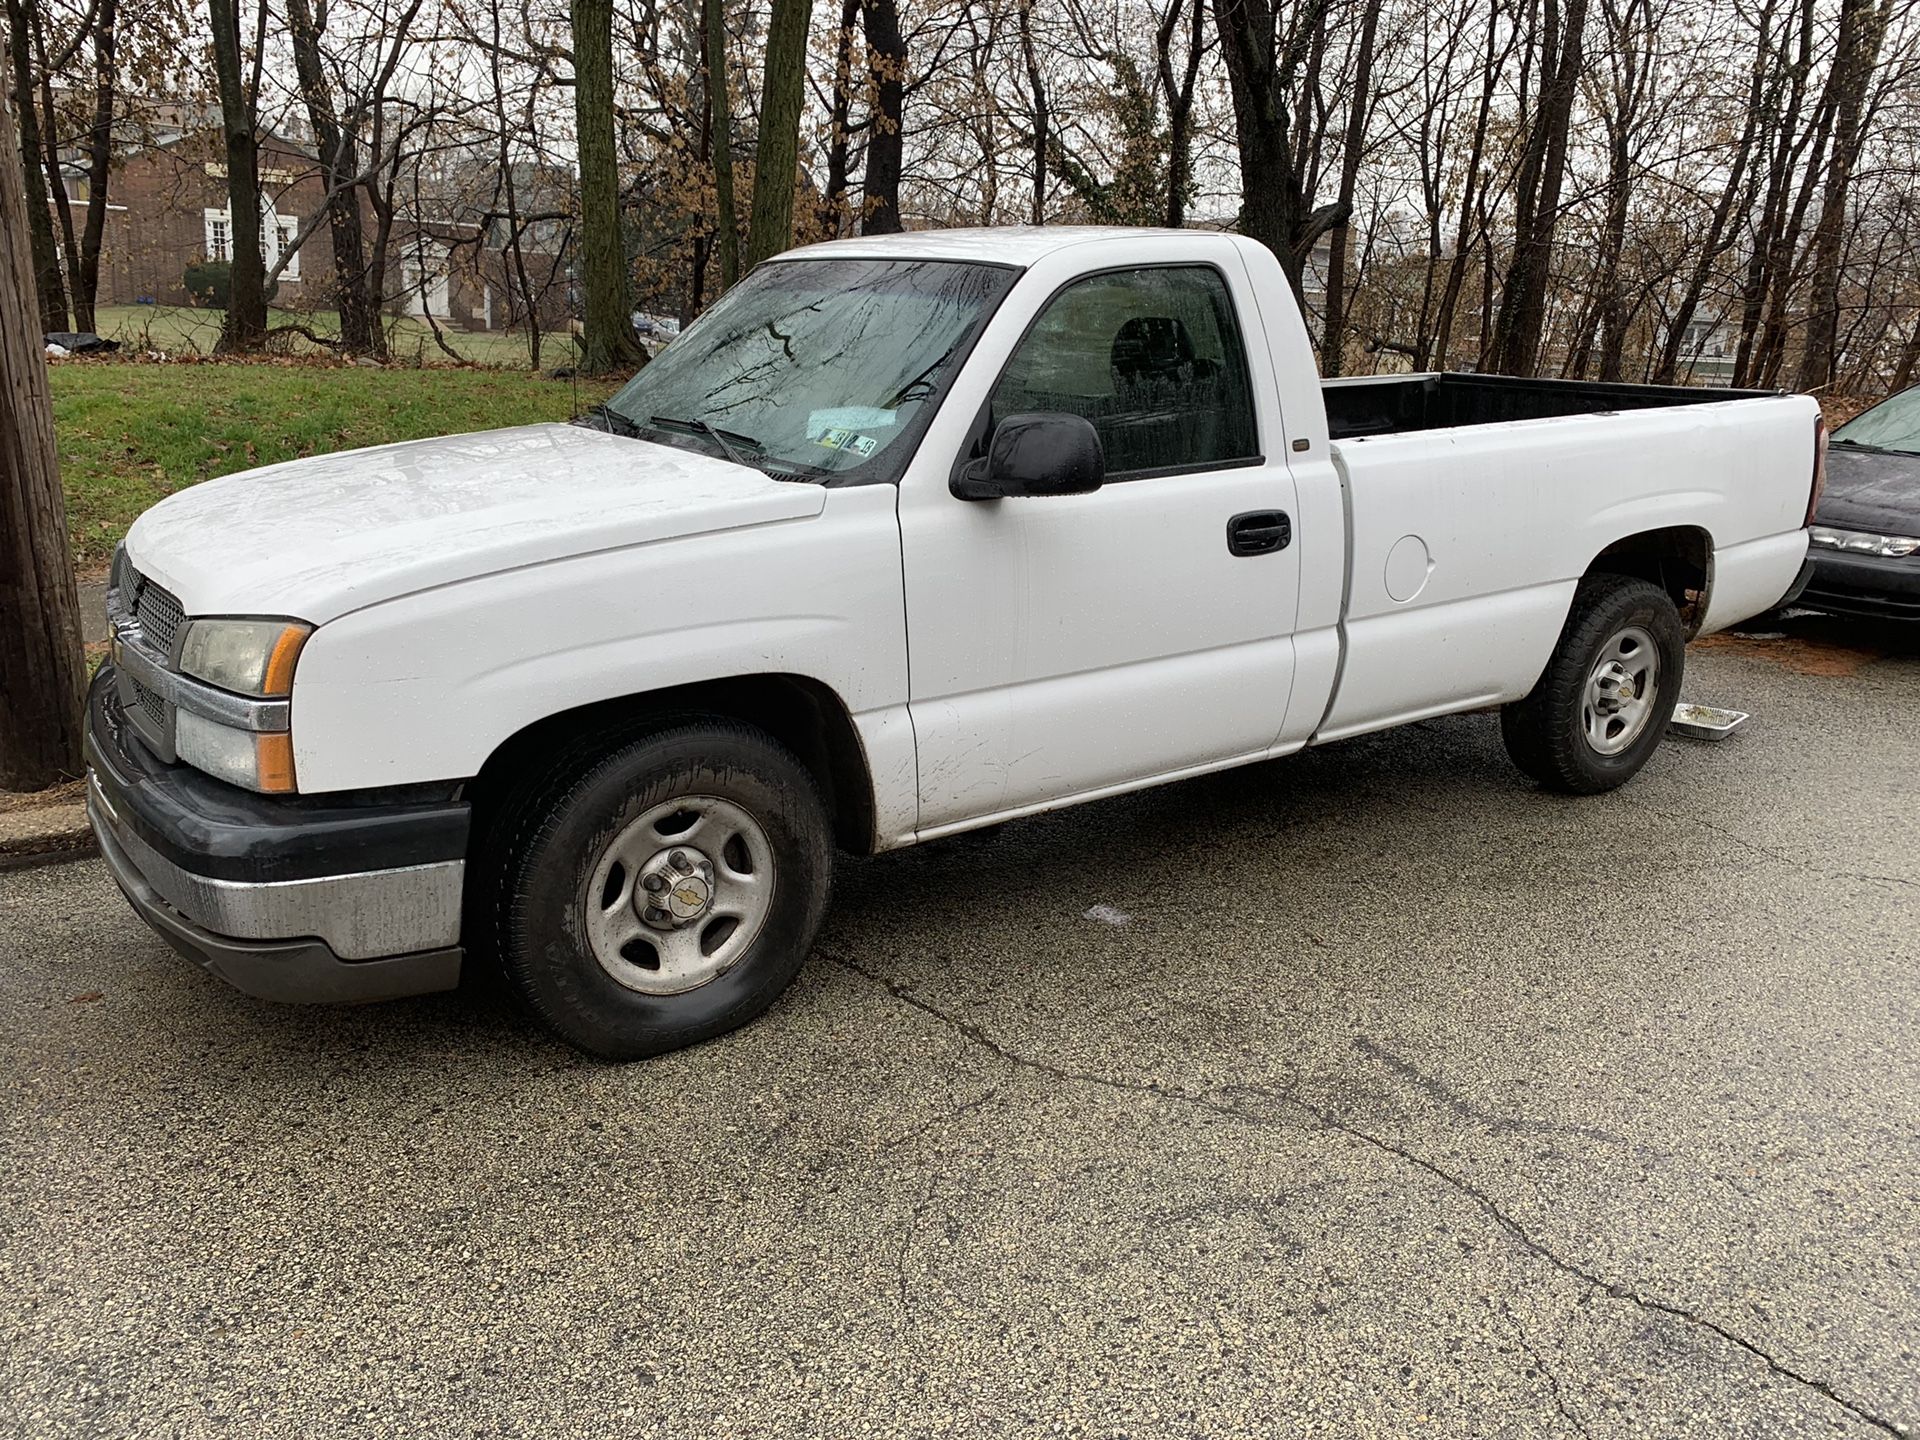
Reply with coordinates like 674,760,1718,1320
84,304,582,370
54,362,620,570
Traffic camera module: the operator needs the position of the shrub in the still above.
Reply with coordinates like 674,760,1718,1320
183,260,278,309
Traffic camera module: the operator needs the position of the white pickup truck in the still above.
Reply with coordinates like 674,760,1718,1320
88,227,1821,1059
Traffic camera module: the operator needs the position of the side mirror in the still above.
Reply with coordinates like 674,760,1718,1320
951,413,1105,500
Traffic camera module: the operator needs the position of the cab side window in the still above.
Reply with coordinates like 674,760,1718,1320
989,266,1259,477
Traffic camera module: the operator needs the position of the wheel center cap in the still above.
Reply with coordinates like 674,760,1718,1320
666,875,710,920
638,847,716,930
1594,662,1636,713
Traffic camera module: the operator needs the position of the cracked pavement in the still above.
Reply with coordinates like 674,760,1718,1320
3,612,1917,1438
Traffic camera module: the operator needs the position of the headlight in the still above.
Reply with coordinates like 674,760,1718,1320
176,711,297,792
178,618,311,696
1809,526,1920,558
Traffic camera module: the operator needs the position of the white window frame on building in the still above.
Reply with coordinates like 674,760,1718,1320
400,240,452,319
275,216,301,281
203,208,231,263
202,204,302,282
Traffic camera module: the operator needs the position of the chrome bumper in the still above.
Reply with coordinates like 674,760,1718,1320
84,663,469,1005
88,774,464,960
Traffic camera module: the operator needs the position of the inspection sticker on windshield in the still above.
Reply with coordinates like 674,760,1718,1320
816,428,879,457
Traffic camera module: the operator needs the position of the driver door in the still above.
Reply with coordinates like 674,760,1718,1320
898,253,1304,835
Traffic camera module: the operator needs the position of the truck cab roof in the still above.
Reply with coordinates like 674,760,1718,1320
779,225,1232,268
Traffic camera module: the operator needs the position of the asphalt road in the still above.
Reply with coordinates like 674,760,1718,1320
3,614,1916,1439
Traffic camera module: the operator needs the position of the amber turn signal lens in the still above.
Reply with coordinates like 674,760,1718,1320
262,625,309,697
256,733,297,793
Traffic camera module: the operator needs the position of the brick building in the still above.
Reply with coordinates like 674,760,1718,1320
59,102,570,333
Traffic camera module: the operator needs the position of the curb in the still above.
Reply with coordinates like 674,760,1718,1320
0,801,97,871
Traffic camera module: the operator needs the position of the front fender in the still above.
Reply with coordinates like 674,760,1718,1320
288,488,908,798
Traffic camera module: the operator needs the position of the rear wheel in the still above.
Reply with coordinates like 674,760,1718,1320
486,719,832,1060
1501,574,1685,794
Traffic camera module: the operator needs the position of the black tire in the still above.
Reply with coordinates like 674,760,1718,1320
485,719,832,1061
1500,574,1685,795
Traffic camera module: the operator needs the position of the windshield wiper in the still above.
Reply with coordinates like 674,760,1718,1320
577,403,644,438
649,414,763,469
1830,437,1901,455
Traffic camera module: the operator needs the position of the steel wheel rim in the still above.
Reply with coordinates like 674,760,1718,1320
583,795,776,996
1582,624,1660,756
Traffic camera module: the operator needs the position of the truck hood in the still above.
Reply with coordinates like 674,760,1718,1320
1816,443,1920,534
123,423,827,624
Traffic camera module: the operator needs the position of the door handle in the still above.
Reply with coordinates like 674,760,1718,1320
1227,510,1291,557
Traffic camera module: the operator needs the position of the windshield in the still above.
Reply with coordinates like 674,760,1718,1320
1833,385,1920,455
599,257,1016,481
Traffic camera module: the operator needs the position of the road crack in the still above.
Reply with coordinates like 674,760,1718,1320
1498,1297,1596,1440
1647,806,1918,893
823,948,1909,1438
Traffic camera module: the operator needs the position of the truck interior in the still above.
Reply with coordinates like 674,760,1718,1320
1322,372,1775,441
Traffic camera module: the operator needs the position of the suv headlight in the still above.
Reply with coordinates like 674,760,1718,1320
179,618,311,696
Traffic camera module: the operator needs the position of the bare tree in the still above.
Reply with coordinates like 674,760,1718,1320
1151,0,1206,227
209,0,269,351
745,0,814,265
1213,0,1351,299
705,0,739,284
1317,0,1380,373
1489,0,1592,375
861,0,905,232
4,0,69,331
573,0,645,371
1797,0,1894,389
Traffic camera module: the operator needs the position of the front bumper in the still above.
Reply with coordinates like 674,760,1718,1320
85,666,469,1003
1800,550,1920,621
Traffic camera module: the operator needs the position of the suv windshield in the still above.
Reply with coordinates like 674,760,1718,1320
598,257,1016,481
1833,384,1920,455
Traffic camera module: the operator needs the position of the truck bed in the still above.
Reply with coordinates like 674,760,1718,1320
1322,372,1776,441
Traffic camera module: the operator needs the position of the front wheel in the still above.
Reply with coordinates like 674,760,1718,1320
487,719,833,1060
1501,574,1685,794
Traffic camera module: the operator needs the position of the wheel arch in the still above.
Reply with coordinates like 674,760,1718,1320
1585,525,1714,637
467,673,880,857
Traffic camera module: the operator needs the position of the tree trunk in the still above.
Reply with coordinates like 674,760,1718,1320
704,0,738,287
571,0,644,374
1318,0,1380,375
1213,0,1349,302
1431,19,1502,369
1796,0,1889,391
0,84,85,790
1889,309,1920,392
1652,9,1766,384
1155,0,1203,228
6,0,67,332
68,0,117,335
860,0,905,234
488,3,540,364
1017,0,1046,225
745,0,813,266
33,27,82,332
286,0,382,357
209,0,266,352
1490,0,1590,376
818,0,859,239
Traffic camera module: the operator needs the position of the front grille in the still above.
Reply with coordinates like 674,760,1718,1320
127,673,169,732
131,571,185,655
